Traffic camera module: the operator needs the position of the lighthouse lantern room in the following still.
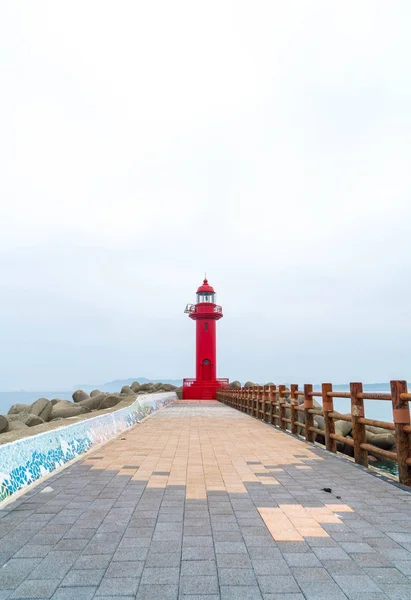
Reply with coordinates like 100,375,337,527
183,278,229,399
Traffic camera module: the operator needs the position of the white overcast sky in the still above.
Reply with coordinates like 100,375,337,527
1,1,410,390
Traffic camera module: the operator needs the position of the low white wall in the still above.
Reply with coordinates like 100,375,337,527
0,392,175,504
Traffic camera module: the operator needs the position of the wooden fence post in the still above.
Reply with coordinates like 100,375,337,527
322,383,336,453
269,385,276,425
279,385,286,431
304,384,315,443
391,380,411,486
290,384,298,436
350,382,368,467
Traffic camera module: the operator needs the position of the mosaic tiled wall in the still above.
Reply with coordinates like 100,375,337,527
0,393,175,504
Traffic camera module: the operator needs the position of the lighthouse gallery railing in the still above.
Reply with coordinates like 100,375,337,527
184,304,223,314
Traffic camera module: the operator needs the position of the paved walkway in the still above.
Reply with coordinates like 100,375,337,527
1,401,411,599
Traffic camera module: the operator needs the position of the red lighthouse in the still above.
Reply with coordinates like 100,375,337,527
183,278,229,400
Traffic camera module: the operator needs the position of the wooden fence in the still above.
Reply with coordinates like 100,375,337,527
216,380,411,486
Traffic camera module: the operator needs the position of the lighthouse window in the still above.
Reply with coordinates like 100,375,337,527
197,293,215,303
203,359,210,364
204,323,209,331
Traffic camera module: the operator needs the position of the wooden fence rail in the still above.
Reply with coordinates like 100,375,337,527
216,380,411,486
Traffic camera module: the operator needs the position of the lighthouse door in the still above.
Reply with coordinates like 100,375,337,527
202,359,211,381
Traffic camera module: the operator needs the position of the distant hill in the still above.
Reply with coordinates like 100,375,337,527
77,377,183,393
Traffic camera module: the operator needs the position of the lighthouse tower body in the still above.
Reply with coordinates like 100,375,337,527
183,279,228,400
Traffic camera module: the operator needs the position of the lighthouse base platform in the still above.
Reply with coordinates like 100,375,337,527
182,378,229,400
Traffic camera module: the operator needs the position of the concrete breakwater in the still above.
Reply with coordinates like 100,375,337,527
0,383,176,504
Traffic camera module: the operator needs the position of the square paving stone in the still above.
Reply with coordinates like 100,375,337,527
136,584,178,600
182,547,215,561
0,558,41,588
10,579,60,599
105,561,144,578
291,567,333,583
218,568,257,586
73,555,112,570
140,567,179,585
180,576,219,595
333,574,384,595
313,547,351,561
95,577,139,596
283,553,322,567
112,548,148,561
220,586,263,600
145,552,180,568
51,587,97,600
215,542,247,554
251,559,289,576
379,583,411,599
216,554,252,569
364,567,409,585
257,575,301,594
181,561,217,577
61,570,105,587
298,580,350,599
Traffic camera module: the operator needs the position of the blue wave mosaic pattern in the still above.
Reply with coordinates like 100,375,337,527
0,393,175,503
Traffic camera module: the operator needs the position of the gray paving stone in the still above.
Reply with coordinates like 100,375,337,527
182,546,215,561
257,575,301,594
180,575,219,595
140,567,179,585
220,586,263,600
179,596,220,600
333,574,384,595
10,579,60,598
51,587,97,600
0,558,41,588
216,553,252,569
218,568,257,586
283,553,322,567
13,545,54,559
61,569,105,587
73,554,112,570
95,577,139,596
215,541,247,554
251,559,290,576
112,547,148,561
181,561,217,577
136,584,178,600
105,560,144,578
291,567,333,583
298,579,352,599
262,595,305,600
321,559,365,575
379,583,411,599
145,552,180,568
364,567,409,585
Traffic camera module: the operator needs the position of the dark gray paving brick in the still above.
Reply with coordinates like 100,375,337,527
218,568,257,586
73,554,112,570
257,575,301,594
283,552,321,567
140,567,179,585
220,586,263,600
51,587,97,600
10,579,60,599
136,584,178,600
145,552,180,568
180,576,219,595
251,559,289,576
61,569,105,587
0,558,41,588
181,561,217,577
298,580,353,599
13,545,53,559
95,577,139,596
215,541,247,554
182,546,215,561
